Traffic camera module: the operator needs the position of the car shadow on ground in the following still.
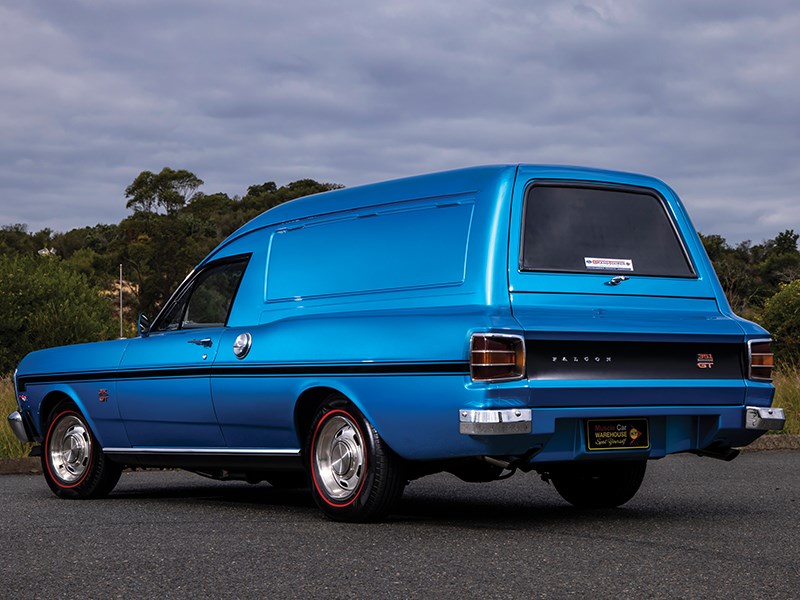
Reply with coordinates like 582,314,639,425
102,470,765,529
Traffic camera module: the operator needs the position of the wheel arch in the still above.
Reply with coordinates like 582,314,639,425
293,385,341,450
293,383,385,452
38,388,102,445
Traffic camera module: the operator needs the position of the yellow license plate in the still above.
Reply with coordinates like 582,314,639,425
586,418,650,451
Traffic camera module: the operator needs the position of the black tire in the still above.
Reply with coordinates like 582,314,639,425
306,395,405,522
550,460,646,509
41,401,122,499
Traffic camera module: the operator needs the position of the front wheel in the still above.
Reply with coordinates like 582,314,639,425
549,460,646,509
41,402,122,499
306,396,405,522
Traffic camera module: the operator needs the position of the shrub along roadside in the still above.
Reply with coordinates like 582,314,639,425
1,377,32,459
0,254,118,374
772,366,800,435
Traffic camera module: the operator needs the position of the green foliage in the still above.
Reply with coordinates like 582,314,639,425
116,211,220,316
0,169,343,375
125,167,204,215
0,376,32,458
0,254,117,374
772,366,800,435
700,229,800,313
0,224,38,255
761,280,800,363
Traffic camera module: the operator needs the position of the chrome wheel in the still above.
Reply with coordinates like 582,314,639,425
48,414,92,484
313,413,365,501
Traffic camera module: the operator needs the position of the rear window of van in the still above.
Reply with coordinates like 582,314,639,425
520,184,695,278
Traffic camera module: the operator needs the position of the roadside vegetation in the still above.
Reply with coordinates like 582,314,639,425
773,366,800,435
0,377,32,459
0,167,797,458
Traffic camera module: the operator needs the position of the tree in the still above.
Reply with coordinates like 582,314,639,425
0,254,117,374
124,171,159,213
0,224,36,256
761,280,800,364
699,233,759,314
241,179,343,214
245,182,277,198
125,167,204,215
700,229,800,315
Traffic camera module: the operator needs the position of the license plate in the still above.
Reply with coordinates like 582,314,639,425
586,418,650,451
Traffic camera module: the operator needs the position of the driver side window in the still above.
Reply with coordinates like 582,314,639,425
155,258,248,332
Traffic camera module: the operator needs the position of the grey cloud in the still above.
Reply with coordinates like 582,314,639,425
0,0,797,243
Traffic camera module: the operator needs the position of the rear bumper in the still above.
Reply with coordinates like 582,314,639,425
745,406,785,431
447,404,780,463
459,409,532,435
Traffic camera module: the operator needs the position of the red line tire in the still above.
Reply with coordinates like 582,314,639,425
306,395,405,522
41,401,122,499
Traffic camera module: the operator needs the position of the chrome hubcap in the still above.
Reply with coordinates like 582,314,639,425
315,414,365,500
49,415,91,484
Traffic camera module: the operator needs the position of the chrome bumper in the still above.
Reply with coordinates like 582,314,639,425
7,411,34,444
745,406,786,431
459,408,532,435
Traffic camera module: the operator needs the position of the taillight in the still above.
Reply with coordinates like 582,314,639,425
748,339,774,382
470,333,525,382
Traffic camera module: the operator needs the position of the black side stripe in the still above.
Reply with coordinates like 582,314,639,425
16,361,470,390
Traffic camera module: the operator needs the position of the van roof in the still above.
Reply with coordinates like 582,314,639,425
216,163,670,250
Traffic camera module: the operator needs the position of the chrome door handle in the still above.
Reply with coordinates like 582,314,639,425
188,338,213,347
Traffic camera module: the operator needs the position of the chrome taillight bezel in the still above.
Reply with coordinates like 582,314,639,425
470,333,526,382
747,338,774,382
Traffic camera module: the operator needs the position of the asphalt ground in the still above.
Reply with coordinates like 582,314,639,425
0,450,797,599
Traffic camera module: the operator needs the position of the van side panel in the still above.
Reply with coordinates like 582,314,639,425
266,201,474,301
211,167,521,452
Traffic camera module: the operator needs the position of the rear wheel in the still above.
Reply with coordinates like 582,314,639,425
306,395,405,522
41,401,122,499
549,460,646,508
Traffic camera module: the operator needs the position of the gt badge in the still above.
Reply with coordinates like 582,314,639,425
98,389,109,402
697,353,714,369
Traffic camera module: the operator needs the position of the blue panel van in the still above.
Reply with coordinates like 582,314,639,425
9,165,785,521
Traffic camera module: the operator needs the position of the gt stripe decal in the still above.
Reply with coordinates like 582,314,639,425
16,361,470,390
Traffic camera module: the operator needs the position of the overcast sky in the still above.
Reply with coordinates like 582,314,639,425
1,0,797,243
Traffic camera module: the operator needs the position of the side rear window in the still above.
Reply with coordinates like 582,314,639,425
520,184,695,278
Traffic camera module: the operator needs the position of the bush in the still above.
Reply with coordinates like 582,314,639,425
0,376,31,458
760,280,800,364
0,254,117,374
772,366,800,435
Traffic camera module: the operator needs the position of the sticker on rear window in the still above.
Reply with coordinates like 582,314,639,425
584,257,634,271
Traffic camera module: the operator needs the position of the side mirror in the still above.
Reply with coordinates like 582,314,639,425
137,313,151,338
